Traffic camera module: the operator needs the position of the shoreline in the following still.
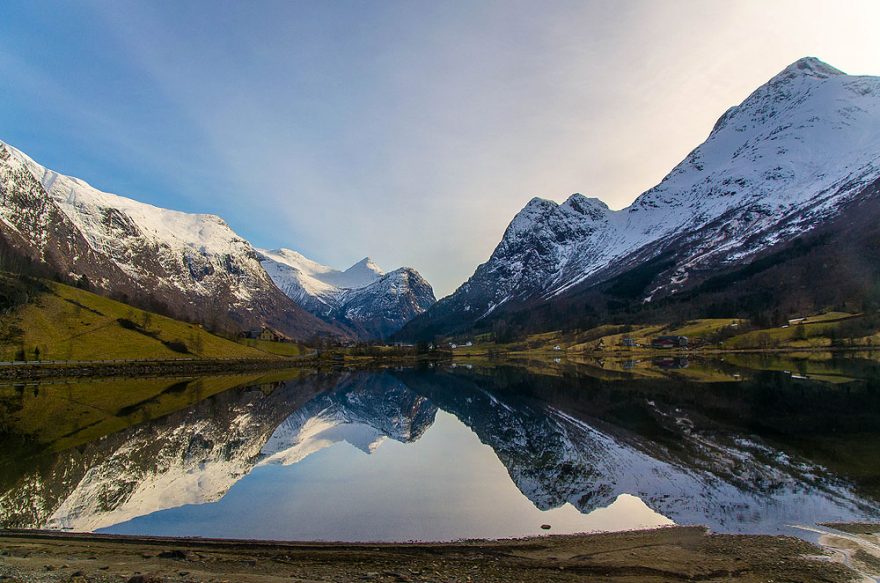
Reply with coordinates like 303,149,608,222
0,345,877,381
0,357,321,381
451,345,880,358
0,525,873,582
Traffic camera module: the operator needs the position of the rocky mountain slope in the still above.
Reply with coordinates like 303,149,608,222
0,142,348,340
259,249,435,338
400,57,880,339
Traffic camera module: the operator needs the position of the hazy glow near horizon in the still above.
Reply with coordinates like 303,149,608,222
1,1,878,296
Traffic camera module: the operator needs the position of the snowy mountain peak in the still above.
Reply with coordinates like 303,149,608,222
352,256,381,271
265,248,336,277
778,56,845,80
2,141,244,258
526,195,556,208
508,194,608,238
506,197,558,236
335,257,384,288
313,256,382,290
259,249,435,338
561,193,610,219
371,266,434,295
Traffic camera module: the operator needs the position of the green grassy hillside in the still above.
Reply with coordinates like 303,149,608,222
239,338,310,357
446,312,880,356
0,277,288,361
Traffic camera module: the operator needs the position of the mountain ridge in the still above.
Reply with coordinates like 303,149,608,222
259,249,436,339
399,56,880,339
0,141,437,342
0,140,351,341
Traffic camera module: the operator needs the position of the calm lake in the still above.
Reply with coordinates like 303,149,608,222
1,355,879,542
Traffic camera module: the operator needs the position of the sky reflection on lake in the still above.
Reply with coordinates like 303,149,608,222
101,411,672,541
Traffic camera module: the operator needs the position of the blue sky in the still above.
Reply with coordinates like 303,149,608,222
2,1,878,296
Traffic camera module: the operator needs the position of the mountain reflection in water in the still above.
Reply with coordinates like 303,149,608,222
1,359,878,541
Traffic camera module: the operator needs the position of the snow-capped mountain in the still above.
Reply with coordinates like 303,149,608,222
0,142,344,340
258,249,384,313
401,57,880,338
260,248,436,338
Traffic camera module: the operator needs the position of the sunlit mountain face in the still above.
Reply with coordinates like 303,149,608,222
1,358,879,542
399,58,880,341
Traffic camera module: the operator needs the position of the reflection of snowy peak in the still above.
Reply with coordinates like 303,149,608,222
0,377,331,531
2,369,875,537
47,412,266,532
48,379,339,532
261,373,438,464
404,370,875,534
0,373,436,532
259,249,435,338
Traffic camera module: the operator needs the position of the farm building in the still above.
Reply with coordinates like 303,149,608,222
651,335,689,349
242,327,287,342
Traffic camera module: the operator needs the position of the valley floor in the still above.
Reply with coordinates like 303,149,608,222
0,525,876,583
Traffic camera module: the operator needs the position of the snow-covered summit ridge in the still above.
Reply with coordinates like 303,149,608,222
0,138,318,334
259,248,384,293
527,56,878,287
776,56,845,80
1,141,244,259
321,256,384,289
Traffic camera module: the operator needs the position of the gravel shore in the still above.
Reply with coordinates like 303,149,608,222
0,526,867,582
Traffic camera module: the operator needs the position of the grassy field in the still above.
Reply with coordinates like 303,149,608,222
239,338,310,357
0,279,298,362
722,313,860,349
449,312,879,356
668,318,746,337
